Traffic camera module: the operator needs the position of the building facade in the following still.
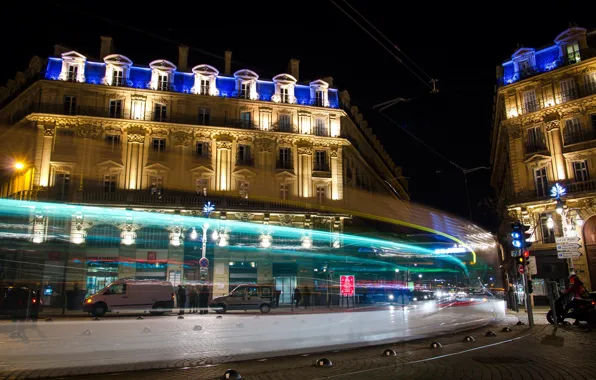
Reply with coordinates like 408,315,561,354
491,26,596,298
0,37,412,302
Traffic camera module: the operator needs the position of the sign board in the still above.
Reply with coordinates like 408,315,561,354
511,249,521,257
147,252,157,261
555,236,581,258
199,257,209,268
558,251,580,259
200,267,208,276
527,256,537,275
340,275,355,296
555,236,580,244
518,265,525,275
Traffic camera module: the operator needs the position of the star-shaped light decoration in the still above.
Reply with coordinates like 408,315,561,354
203,201,215,217
550,183,566,199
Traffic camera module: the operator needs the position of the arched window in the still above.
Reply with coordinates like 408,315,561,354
137,226,169,249
87,224,121,248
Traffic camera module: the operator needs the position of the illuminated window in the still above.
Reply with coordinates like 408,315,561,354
540,213,556,244
534,167,548,197
64,95,77,115
280,87,289,103
279,114,291,132
278,148,292,169
280,183,290,200
109,99,122,118
573,160,589,182
153,103,167,122
112,69,123,86
241,83,250,99
198,107,210,125
196,178,208,196
314,150,328,171
315,90,325,106
314,118,327,136
238,180,250,198
522,90,538,114
158,74,169,91
103,174,117,192
567,43,581,64
200,79,210,95
316,185,326,202
67,65,78,82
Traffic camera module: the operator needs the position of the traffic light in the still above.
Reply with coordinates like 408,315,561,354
523,250,531,266
522,224,532,249
527,279,533,294
510,223,522,249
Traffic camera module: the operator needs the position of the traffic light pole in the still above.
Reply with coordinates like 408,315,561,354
520,226,535,328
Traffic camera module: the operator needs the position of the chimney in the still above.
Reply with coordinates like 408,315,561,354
53,44,69,56
100,36,113,59
321,76,334,87
224,50,232,75
289,58,300,81
178,45,189,72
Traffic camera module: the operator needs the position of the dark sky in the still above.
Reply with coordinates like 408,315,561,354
2,2,594,229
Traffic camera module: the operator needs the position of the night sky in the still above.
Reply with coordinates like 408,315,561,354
2,2,594,229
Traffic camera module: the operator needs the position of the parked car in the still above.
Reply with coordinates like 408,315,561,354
210,284,276,314
0,286,42,320
83,279,175,316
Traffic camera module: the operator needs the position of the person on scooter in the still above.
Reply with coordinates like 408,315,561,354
562,274,589,325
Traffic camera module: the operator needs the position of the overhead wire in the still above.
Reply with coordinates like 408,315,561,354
328,0,433,90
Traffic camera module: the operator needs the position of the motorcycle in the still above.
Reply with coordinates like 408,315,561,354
547,292,596,325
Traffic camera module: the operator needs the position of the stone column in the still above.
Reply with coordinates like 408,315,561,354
124,133,145,190
297,146,313,198
38,126,55,187
215,140,232,191
546,120,567,181
330,146,340,200
507,126,526,193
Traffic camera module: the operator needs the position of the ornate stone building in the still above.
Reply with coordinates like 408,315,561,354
491,26,596,297
0,37,409,300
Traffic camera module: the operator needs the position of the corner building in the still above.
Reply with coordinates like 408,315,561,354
0,37,409,302
491,26,596,300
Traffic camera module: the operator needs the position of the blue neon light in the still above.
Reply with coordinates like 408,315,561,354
45,58,62,80
85,62,106,85
216,76,235,97
129,66,151,89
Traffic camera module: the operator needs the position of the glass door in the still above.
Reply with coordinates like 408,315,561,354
275,276,296,304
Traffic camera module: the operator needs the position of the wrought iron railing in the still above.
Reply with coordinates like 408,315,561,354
508,179,596,204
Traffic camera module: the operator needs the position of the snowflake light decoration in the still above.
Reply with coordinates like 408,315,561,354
550,183,566,199
203,201,215,216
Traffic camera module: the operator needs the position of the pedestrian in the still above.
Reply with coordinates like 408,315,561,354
275,289,281,308
303,286,311,309
177,285,186,315
294,287,302,308
189,285,198,313
199,285,210,314
507,284,515,311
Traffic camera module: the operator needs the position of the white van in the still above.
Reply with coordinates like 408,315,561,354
83,279,175,316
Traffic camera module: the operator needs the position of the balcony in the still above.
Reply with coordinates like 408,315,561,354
563,127,595,146
235,157,254,167
270,123,298,133
509,179,596,204
276,160,294,170
525,140,547,154
313,162,330,172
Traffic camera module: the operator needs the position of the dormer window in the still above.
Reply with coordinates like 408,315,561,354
192,64,219,96
272,74,297,104
149,59,176,91
309,79,329,107
233,69,259,100
58,51,86,83
567,43,581,64
103,54,132,87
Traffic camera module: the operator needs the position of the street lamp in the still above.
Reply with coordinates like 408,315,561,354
14,162,24,170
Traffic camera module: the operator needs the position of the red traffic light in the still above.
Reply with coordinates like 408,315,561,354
523,250,530,258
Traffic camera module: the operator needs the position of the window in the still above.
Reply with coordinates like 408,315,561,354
103,174,117,193
315,90,324,106
105,283,126,295
526,127,545,153
55,173,70,200
106,135,120,151
518,59,531,71
196,178,208,196
280,87,289,103
278,148,292,169
158,74,169,91
279,114,291,132
240,111,252,129
241,82,250,99
592,114,596,132
585,73,596,96
109,99,122,118
112,69,123,86
238,181,250,198
567,43,581,64
154,103,167,122
540,213,556,244
196,142,210,158
200,79,210,95
314,150,328,171
280,183,290,200
564,118,583,145
237,145,251,165
560,79,577,102
522,90,538,114
534,167,548,197
316,185,326,202
198,107,210,125
314,118,327,136
573,160,589,182
67,65,78,82
149,176,163,195
152,138,166,153
64,95,77,115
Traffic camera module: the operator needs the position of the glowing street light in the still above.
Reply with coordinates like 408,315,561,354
14,162,24,170
418,274,423,278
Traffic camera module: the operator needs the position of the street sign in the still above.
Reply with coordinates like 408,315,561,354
511,249,521,257
556,243,581,251
199,257,209,268
518,265,525,275
555,236,580,244
340,275,355,296
527,256,537,275
558,251,580,259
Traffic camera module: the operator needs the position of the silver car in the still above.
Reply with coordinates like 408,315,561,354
210,284,276,314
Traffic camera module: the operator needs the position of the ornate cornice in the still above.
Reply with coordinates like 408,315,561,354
44,127,55,136
127,133,144,143
255,138,275,153
171,131,192,147
297,146,313,155
217,140,232,150
76,124,102,139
